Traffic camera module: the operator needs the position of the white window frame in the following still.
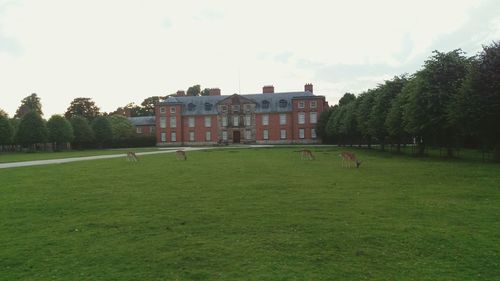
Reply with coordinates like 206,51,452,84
279,113,287,125
160,107,166,114
222,116,228,127
298,112,305,124
263,129,269,140
161,132,166,142
189,131,195,141
310,112,317,124
280,129,287,139
188,117,195,128
299,128,305,139
171,132,176,142
298,101,305,109
233,116,239,126
244,115,251,126
310,100,317,109
262,114,269,126
205,131,211,141
170,106,176,113
136,127,142,134
160,116,167,128
245,129,251,140
311,128,317,139
205,116,211,127
170,116,176,128
222,131,228,141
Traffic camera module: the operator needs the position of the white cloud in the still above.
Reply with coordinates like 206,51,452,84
0,0,499,116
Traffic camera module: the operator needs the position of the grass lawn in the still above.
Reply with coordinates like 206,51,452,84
0,147,159,163
0,147,498,280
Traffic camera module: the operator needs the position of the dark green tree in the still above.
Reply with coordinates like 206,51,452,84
15,111,48,150
70,116,95,149
385,81,411,152
200,88,211,96
404,50,469,157
355,91,376,148
0,108,8,117
47,115,74,151
316,108,333,143
454,42,500,161
140,96,162,116
108,115,135,142
92,116,113,148
368,76,407,151
338,93,356,106
0,115,14,150
65,98,101,121
15,93,43,118
187,85,201,96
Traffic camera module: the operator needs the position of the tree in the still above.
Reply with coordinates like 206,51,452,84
15,93,43,118
368,76,407,151
386,82,410,152
339,93,356,106
70,116,94,149
0,115,14,150
187,85,201,96
355,91,376,148
47,115,74,151
404,50,469,157
15,111,48,150
92,116,113,148
0,108,8,117
65,98,101,121
108,115,135,143
200,88,211,96
455,41,500,161
140,96,162,116
316,108,333,143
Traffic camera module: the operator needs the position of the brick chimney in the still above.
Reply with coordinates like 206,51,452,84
209,88,221,96
176,90,185,96
263,85,274,94
305,83,313,93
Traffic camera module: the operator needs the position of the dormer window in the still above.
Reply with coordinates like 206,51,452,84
204,103,213,111
220,105,228,112
262,100,270,109
279,99,287,108
188,103,196,111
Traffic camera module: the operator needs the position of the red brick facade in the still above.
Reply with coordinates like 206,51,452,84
154,84,328,146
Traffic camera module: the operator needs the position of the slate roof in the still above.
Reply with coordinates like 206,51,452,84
128,116,156,126
160,91,319,115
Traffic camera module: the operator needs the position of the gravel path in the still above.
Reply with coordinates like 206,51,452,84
0,147,216,169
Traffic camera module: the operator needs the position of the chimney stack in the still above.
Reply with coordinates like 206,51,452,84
176,90,185,96
305,83,313,93
263,85,274,94
209,88,221,96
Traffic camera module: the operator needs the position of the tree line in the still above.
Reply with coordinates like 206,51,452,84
317,41,500,161
0,95,154,152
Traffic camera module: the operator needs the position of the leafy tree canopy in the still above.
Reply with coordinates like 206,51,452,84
65,98,101,121
187,85,201,96
15,93,43,118
0,115,14,145
15,111,48,146
47,115,74,144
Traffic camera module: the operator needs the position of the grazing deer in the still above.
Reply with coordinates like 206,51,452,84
176,150,187,160
300,149,315,160
126,151,139,162
339,151,361,168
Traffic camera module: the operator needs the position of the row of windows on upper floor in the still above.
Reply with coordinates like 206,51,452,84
160,128,317,142
159,112,317,129
159,100,318,114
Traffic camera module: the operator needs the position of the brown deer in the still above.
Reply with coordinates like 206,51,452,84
126,151,139,162
300,149,315,160
176,150,187,160
339,151,361,168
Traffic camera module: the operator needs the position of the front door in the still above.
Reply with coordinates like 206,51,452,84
233,131,240,143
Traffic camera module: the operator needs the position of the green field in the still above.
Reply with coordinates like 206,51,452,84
0,147,499,280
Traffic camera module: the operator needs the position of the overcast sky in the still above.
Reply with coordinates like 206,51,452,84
1,0,499,117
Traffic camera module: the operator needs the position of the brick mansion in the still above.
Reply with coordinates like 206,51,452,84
130,84,328,146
